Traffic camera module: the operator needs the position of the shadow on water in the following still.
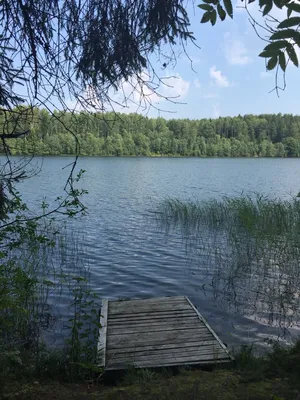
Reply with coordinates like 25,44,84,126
157,195,300,346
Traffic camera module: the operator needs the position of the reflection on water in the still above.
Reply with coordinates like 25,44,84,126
201,238,300,335
159,198,300,348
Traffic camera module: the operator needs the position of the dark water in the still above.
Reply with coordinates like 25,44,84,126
17,157,300,349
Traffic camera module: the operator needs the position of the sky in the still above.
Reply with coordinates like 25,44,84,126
107,1,300,120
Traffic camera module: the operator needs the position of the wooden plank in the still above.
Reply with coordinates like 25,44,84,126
99,296,232,371
108,335,215,349
107,346,227,362
106,358,230,370
109,303,191,316
107,340,220,355
109,353,229,367
110,297,187,309
107,353,230,369
108,326,211,344
107,322,206,335
108,308,194,317
185,297,233,360
109,300,189,314
108,310,195,322
107,329,214,348
107,316,200,327
97,299,108,367
132,352,229,363
108,315,199,325
110,296,185,308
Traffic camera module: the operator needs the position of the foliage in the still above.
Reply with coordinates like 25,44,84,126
0,172,101,391
2,343,300,399
0,0,196,234
4,109,300,157
0,0,194,116
198,0,300,80
234,340,300,385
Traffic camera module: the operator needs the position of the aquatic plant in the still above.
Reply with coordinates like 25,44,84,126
157,195,300,333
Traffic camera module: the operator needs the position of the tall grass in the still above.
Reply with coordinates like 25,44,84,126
0,219,102,388
159,196,300,237
158,195,300,334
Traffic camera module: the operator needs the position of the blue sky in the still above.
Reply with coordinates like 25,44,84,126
126,1,300,119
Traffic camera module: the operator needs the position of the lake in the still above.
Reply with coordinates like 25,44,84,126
17,157,300,349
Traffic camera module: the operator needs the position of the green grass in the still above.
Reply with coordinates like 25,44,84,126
0,221,102,390
2,342,300,399
158,194,300,277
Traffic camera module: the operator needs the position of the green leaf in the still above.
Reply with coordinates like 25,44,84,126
259,50,278,57
287,1,300,13
210,9,217,25
264,40,289,51
273,0,283,8
210,10,217,26
278,17,300,28
259,0,268,7
286,42,299,66
287,7,292,18
267,56,278,70
270,28,296,40
203,0,218,3
263,3,273,15
201,11,211,22
217,3,227,20
223,0,233,17
278,51,287,71
198,3,214,11
293,31,300,45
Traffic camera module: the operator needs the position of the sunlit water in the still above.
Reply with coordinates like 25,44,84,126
15,156,300,349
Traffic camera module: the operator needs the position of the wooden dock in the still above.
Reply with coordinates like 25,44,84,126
97,296,232,370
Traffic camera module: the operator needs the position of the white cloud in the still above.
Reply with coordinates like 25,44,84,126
224,33,251,65
212,103,220,118
110,72,190,113
66,71,190,114
161,73,190,99
193,78,201,89
209,66,230,88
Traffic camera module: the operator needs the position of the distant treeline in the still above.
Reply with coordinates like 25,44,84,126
3,109,300,157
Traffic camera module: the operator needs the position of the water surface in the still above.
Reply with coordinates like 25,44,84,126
17,157,300,348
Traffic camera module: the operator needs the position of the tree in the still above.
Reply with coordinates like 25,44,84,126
198,0,300,92
0,0,197,220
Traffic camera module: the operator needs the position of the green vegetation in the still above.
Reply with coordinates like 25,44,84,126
2,342,300,399
3,0,300,397
158,195,300,328
159,195,300,234
1,191,300,399
0,171,103,397
0,218,103,392
4,110,300,157
198,0,300,83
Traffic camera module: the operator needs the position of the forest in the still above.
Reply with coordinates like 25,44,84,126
3,109,300,157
